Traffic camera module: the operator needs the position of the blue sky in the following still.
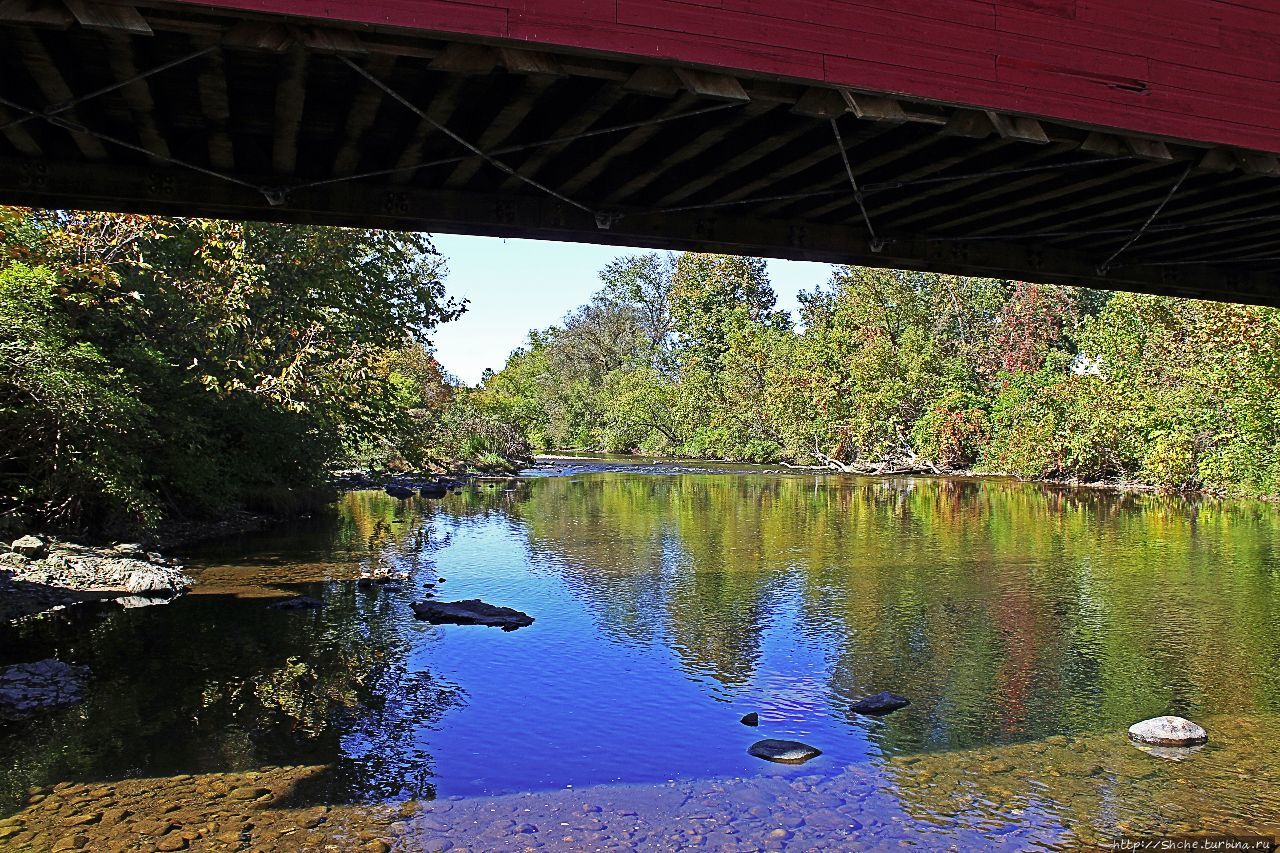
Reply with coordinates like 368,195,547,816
428,233,835,385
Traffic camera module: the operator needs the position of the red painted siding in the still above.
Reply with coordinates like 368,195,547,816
178,0,1280,153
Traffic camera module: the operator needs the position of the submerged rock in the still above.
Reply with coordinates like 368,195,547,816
410,599,534,631
0,659,89,718
851,692,910,716
269,596,324,610
1127,716,1208,747
740,712,760,726
748,739,822,765
10,536,47,559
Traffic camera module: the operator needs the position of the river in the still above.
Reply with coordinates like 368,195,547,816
2,458,1279,850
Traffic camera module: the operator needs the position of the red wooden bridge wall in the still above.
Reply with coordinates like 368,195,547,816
180,0,1280,154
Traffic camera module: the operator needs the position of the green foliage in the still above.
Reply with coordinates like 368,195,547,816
480,250,1280,497
0,262,153,526
0,208,467,532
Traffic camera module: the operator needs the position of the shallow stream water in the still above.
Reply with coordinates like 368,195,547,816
2,460,1280,850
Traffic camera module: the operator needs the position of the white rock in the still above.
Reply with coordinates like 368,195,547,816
124,568,186,597
10,535,46,558
1128,716,1208,747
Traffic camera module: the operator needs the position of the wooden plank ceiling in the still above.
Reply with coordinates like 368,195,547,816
0,0,1278,304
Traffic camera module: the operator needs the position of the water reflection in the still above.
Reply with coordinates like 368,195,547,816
510,474,1280,751
2,471,1279,848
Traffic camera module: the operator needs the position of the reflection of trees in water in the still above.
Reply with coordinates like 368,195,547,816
0,493,466,811
510,476,792,686
511,478,675,646
498,473,1280,751
803,479,1280,751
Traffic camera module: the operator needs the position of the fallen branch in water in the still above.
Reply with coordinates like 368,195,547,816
812,448,942,477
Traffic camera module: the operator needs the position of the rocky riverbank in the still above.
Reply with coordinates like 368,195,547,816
0,536,192,622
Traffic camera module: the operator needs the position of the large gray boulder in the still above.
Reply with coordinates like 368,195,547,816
748,739,822,765
1128,716,1208,747
411,599,534,631
10,536,47,558
123,567,187,597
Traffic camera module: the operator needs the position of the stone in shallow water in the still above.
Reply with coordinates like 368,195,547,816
269,596,323,610
0,659,89,718
740,712,759,726
410,599,534,631
748,739,822,765
1127,716,1208,747
851,692,910,716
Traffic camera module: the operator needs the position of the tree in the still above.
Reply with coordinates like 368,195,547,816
0,207,466,531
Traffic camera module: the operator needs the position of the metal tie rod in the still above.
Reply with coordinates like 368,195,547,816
1097,163,1193,275
338,55,596,218
0,46,216,133
831,117,883,252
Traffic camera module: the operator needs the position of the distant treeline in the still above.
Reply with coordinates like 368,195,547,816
474,251,1280,497
0,208,524,535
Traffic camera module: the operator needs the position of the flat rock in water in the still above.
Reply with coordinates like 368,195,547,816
748,739,822,765
851,692,910,715
385,485,416,500
1128,716,1208,747
0,659,89,718
410,599,534,631
270,595,323,610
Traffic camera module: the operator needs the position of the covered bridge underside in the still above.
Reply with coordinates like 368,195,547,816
1,1,1279,303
